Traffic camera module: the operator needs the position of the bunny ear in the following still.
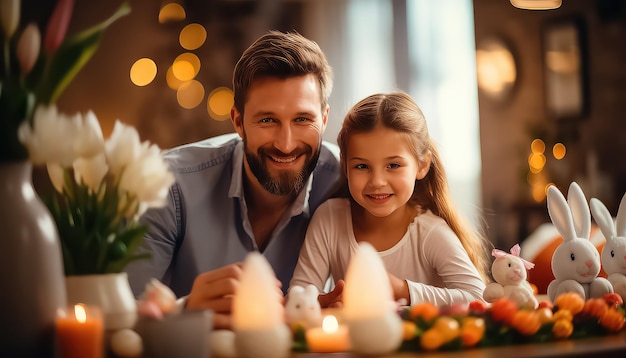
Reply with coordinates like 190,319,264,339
567,182,591,239
547,185,577,242
616,193,626,237
590,198,616,241
509,244,521,257
492,248,508,258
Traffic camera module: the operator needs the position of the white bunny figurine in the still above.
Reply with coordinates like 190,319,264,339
483,244,538,309
590,192,626,301
284,284,322,330
546,182,613,302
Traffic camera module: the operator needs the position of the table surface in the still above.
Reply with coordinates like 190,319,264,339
293,331,626,358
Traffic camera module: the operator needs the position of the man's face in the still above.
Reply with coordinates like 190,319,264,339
232,75,328,196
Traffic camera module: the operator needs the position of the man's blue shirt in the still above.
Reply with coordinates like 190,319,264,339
125,133,341,297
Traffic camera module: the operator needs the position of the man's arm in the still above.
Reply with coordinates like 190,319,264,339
125,186,180,297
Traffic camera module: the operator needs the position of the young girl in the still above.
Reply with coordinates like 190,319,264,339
290,92,489,307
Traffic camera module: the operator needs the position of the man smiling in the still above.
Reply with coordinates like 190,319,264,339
126,31,341,329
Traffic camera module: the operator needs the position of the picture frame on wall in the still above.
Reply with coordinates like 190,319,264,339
543,18,587,120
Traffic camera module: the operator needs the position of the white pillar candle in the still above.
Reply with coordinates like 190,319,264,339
233,252,292,358
343,242,403,355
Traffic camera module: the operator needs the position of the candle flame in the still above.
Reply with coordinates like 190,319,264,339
74,304,87,323
322,315,339,333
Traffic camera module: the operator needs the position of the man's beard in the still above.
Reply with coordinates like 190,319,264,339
244,135,321,197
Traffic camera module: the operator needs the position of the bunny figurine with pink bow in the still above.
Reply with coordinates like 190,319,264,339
483,244,538,309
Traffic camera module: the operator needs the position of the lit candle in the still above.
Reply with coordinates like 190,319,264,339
305,314,350,352
233,252,292,358
343,242,403,355
56,304,104,358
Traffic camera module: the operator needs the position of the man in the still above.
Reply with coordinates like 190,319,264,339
126,30,342,329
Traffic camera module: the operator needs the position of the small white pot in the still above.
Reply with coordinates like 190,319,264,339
65,272,137,330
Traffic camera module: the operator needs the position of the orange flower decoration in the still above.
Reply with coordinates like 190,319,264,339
511,310,541,336
432,317,460,343
468,300,488,314
402,321,418,340
554,292,584,315
490,298,518,326
603,293,624,309
552,319,573,339
582,298,608,319
552,309,573,322
420,328,444,351
410,302,439,322
599,308,625,332
536,307,554,324
460,317,485,347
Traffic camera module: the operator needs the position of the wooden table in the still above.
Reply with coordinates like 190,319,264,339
294,331,626,358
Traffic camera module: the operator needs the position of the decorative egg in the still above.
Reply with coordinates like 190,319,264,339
110,328,143,357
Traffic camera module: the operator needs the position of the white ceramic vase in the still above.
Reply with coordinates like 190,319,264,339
0,161,67,357
65,272,137,331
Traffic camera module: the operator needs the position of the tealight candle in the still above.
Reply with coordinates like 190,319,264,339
305,314,350,353
56,304,104,358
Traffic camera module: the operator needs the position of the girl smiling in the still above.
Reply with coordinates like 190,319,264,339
290,92,489,307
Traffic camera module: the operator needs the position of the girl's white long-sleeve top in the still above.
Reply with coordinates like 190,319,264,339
290,198,486,306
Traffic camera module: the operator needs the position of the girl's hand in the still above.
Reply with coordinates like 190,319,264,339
387,273,410,303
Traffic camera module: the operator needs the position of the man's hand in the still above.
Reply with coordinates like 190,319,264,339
186,264,243,329
318,279,345,308
185,263,284,329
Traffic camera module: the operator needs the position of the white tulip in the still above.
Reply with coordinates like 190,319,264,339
73,153,108,193
118,143,174,216
18,105,82,166
105,120,142,179
74,110,105,158
46,162,65,193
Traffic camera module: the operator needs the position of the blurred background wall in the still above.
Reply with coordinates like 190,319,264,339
27,0,626,249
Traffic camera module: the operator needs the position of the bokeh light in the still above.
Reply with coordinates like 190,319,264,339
166,66,184,90
180,23,207,50
159,3,186,23
530,138,545,154
528,153,546,174
130,58,157,86
207,87,234,121
172,53,200,81
177,80,205,109
553,142,566,160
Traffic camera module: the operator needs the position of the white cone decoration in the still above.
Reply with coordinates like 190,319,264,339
233,252,292,358
343,242,403,355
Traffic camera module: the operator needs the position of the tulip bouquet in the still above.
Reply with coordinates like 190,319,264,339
0,0,130,162
19,105,175,275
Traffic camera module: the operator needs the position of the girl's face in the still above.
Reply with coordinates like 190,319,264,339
346,125,426,218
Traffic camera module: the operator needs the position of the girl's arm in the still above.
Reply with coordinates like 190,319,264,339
406,223,486,306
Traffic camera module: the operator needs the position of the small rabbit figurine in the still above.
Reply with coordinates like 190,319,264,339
285,284,322,330
590,193,626,301
483,244,538,309
546,182,613,302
